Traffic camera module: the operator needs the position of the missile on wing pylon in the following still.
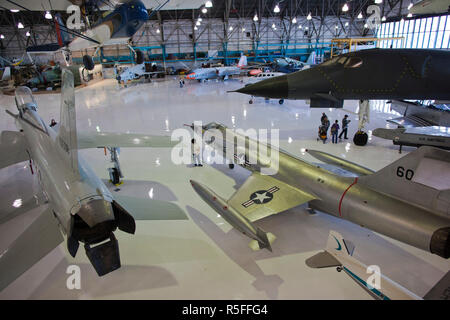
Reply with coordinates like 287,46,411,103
189,180,276,251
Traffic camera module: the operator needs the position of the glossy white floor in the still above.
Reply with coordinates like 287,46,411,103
0,76,449,300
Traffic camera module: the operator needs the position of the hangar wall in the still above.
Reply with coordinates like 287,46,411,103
0,16,372,62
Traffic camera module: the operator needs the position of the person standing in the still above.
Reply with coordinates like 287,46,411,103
331,120,340,144
179,79,184,88
323,116,330,133
191,138,203,167
339,115,351,140
320,112,327,125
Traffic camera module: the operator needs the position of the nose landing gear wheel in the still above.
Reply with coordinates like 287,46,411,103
279,99,284,105
109,168,120,185
228,164,235,169
249,100,253,104
353,131,368,146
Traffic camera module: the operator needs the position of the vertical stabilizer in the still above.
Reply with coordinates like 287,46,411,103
326,230,351,256
57,69,79,176
306,51,316,65
238,55,247,68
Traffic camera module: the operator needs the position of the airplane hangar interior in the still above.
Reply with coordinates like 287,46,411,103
0,0,450,303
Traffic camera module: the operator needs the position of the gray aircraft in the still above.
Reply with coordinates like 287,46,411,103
230,49,450,108
189,123,450,259
0,69,184,290
373,100,450,152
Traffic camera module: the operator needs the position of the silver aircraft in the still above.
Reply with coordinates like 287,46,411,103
0,69,183,290
373,100,450,152
306,230,450,300
185,56,248,81
189,123,450,259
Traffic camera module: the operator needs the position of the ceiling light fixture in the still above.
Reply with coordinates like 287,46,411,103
17,22,24,29
10,9,19,13
274,4,280,13
202,8,207,14
253,14,258,22
342,3,349,12
357,12,363,19
26,31,30,37
205,1,212,8
382,16,386,21
292,17,297,24
307,13,312,20
45,11,52,19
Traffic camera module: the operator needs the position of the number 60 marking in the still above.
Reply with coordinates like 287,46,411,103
396,166,414,180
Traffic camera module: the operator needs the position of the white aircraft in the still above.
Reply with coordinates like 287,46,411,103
306,230,450,300
0,69,185,290
409,0,450,15
185,56,248,81
245,71,286,105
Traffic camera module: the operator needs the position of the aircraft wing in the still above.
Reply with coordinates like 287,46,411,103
404,126,450,137
387,115,434,127
227,172,317,222
77,132,179,149
0,207,64,291
0,131,29,170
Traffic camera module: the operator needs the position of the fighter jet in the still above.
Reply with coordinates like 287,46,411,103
373,100,450,152
185,56,248,81
231,49,450,108
189,123,450,259
409,0,450,15
271,52,316,73
0,69,184,290
306,230,450,300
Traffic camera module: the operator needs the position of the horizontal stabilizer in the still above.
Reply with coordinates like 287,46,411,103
77,132,179,149
0,208,64,291
305,251,341,268
0,197,40,225
57,69,79,177
0,131,28,170
113,195,188,220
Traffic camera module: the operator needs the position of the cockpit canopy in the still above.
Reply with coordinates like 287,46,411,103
321,55,363,68
15,86,38,112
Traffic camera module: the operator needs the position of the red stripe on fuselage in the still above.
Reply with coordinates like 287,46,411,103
338,177,358,217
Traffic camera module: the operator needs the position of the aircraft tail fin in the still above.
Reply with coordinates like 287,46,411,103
326,230,354,256
358,147,450,213
306,51,316,65
238,55,247,68
57,69,79,176
54,13,70,46
305,230,349,268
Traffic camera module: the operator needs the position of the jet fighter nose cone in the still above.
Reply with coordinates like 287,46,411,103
234,75,288,99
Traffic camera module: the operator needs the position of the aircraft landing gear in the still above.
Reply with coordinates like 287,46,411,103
336,266,343,272
106,147,123,185
228,163,235,169
135,49,144,64
82,55,95,71
353,131,368,146
279,99,284,105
